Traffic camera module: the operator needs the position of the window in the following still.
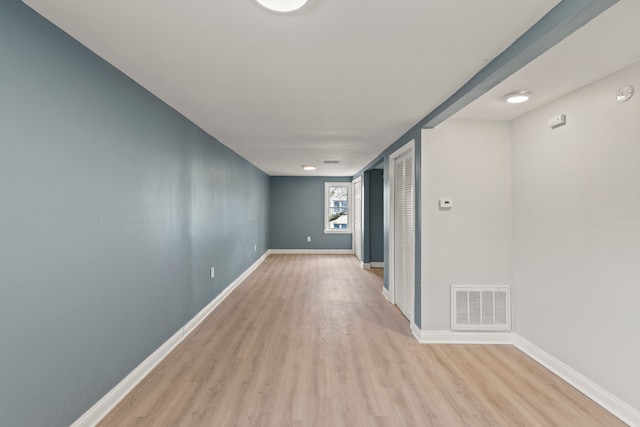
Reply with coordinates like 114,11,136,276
324,182,351,233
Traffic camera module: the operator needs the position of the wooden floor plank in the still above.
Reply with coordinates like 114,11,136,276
99,254,624,426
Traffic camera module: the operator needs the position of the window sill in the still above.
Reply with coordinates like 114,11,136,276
324,229,352,234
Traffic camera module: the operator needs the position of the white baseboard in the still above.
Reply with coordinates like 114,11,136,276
409,326,639,426
513,335,640,427
381,286,391,302
183,252,267,337
74,253,638,427
362,262,383,269
71,252,270,427
70,328,184,427
268,249,354,255
410,322,421,341
412,328,514,344
363,263,383,270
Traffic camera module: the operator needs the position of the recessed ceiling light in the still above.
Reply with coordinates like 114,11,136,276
505,92,531,104
302,165,316,171
255,0,308,12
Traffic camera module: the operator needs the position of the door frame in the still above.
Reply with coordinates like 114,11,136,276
388,139,415,320
352,176,363,262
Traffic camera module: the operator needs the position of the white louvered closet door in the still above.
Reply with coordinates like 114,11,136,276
393,150,414,321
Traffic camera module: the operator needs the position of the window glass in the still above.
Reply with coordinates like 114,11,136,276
325,183,350,233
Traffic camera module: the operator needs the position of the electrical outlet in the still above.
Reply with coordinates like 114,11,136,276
210,267,215,279
307,236,311,242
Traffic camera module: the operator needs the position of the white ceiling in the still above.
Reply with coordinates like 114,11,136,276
21,0,633,176
454,0,640,121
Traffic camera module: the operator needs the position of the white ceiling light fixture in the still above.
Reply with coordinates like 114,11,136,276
505,92,531,104
255,0,308,13
302,165,316,171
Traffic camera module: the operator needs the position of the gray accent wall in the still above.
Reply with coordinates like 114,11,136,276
368,170,384,263
354,127,422,327
0,1,268,426
269,177,352,250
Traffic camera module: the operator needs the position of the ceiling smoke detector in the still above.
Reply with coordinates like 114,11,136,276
616,85,634,103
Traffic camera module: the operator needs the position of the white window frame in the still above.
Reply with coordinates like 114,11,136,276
324,182,352,234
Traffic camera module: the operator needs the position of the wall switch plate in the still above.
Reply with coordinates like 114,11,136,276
254,244,257,251
439,198,453,209
210,267,215,279
307,236,311,242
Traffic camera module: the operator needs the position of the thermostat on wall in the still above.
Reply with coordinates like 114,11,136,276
439,198,453,209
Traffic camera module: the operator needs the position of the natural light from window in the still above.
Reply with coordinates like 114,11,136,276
324,182,351,233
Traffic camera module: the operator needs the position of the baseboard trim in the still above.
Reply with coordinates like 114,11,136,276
268,249,354,255
410,322,421,341
362,262,383,269
74,253,638,427
71,252,270,427
381,286,391,302
409,327,639,425
513,335,640,427
183,252,268,337
70,328,184,427
413,329,514,344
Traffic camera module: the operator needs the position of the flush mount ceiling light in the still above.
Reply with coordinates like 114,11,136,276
302,165,316,171
505,92,531,104
255,0,308,12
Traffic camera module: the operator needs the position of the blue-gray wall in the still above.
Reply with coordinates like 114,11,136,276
269,177,352,250
354,126,422,328
368,169,384,263
0,1,268,426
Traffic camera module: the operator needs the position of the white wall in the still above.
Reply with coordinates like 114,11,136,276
421,122,512,330
512,61,640,410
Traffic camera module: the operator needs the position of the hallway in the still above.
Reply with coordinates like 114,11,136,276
100,254,622,426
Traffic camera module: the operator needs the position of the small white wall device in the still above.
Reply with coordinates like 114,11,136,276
548,114,566,129
439,198,453,209
616,85,634,103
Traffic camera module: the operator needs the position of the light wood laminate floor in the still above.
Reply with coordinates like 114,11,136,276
100,254,624,426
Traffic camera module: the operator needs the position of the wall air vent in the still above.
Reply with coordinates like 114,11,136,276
451,285,510,331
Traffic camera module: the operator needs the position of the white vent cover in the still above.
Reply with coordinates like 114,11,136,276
451,285,511,331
